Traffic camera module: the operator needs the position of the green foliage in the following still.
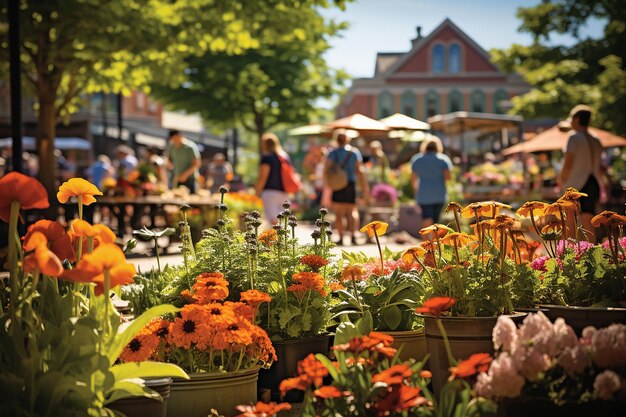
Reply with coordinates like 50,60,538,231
491,0,626,133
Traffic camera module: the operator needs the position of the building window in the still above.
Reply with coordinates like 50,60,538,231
432,44,445,74
400,91,416,117
449,44,461,73
470,90,486,113
448,90,463,112
377,91,394,118
493,89,509,113
424,90,439,119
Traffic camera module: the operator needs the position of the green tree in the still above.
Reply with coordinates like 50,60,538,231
152,3,349,148
491,0,626,133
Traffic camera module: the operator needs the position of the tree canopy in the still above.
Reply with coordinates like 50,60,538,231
152,2,349,144
491,0,626,134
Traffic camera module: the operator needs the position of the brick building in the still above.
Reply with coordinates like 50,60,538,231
336,19,529,120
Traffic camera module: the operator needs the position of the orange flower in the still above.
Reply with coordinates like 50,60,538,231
23,219,75,262
192,272,230,303
415,296,456,316
559,187,587,202
258,229,278,246
57,178,102,205
591,210,626,227
329,281,345,291
314,385,351,399
516,201,549,218
419,370,432,379
297,353,329,387
418,224,449,239
440,232,475,247
288,272,326,296
0,172,49,222
70,219,99,238
120,331,160,362
340,265,366,282
372,364,413,385
300,254,329,271
224,301,255,322
168,304,209,349
449,353,492,379
279,375,310,398
460,202,489,219
240,289,271,309
246,324,277,364
401,246,427,264
374,385,426,416
235,402,292,417
61,243,136,295
333,332,397,358
22,232,63,277
445,202,463,213
360,220,389,238
93,224,116,244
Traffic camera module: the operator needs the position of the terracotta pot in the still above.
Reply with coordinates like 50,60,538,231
258,334,331,402
420,313,526,394
539,304,626,335
382,328,427,365
167,368,258,417
108,377,171,417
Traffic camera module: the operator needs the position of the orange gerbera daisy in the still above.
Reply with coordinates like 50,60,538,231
119,331,160,363
288,272,326,296
192,272,230,303
224,301,255,321
23,219,75,262
449,353,492,379
300,254,329,272
313,385,352,399
297,353,329,387
375,385,426,416
246,324,277,364
372,364,413,385
279,375,310,398
258,229,278,246
340,265,366,282
168,304,209,349
360,220,389,238
204,303,237,327
240,289,271,309
235,401,292,417
57,178,102,205
0,172,49,222
61,243,136,295
415,296,456,316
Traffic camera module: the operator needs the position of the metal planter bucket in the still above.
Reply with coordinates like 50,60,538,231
539,304,626,335
421,313,526,394
108,377,172,417
167,368,259,417
382,328,427,365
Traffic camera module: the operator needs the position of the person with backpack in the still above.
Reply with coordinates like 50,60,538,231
324,129,369,246
255,133,298,224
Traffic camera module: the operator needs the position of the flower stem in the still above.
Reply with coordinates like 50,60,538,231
78,195,83,220
103,269,111,341
436,318,456,367
153,239,161,273
8,201,20,321
374,230,384,274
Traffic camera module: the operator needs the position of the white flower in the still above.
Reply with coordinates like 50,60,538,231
553,318,577,350
518,311,556,355
493,315,517,352
475,372,494,399
593,370,621,400
591,323,626,369
511,343,551,381
558,344,590,376
488,353,525,398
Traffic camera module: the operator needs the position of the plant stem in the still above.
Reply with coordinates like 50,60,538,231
103,269,111,344
453,210,461,233
529,211,551,257
374,230,384,273
78,195,83,220
77,236,83,261
351,276,363,311
435,318,456,367
153,239,161,274
8,201,20,322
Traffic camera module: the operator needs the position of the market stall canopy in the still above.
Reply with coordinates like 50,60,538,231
428,111,523,135
325,113,391,134
501,124,626,155
401,131,441,143
0,136,91,151
288,124,328,136
379,113,430,131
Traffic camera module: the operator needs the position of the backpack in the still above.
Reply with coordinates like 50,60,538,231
325,150,354,192
278,154,302,194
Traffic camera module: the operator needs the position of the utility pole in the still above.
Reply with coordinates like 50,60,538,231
9,0,22,173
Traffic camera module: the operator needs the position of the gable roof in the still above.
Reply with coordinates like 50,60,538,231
378,18,500,77
374,53,404,75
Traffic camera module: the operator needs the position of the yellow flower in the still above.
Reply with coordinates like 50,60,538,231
441,232,475,247
401,246,426,264
516,201,549,218
359,221,388,238
57,178,102,205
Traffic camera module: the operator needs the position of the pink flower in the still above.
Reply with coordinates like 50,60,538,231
553,318,578,350
474,372,494,399
512,344,551,381
529,255,550,272
558,345,590,376
493,316,517,352
485,353,526,398
581,326,597,345
518,311,556,355
593,370,621,400
555,239,594,259
590,323,626,369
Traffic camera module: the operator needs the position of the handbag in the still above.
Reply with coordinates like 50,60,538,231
324,150,354,192
278,154,302,194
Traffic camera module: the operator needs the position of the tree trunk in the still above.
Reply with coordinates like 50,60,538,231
255,112,265,154
37,93,58,216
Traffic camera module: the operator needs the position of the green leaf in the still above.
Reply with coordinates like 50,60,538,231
380,305,402,330
104,380,160,405
333,321,360,346
315,354,339,382
106,304,179,364
110,361,189,382
356,310,373,335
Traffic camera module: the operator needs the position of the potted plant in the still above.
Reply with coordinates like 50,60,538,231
331,221,428,362
412,201,535,392
474,312,624,416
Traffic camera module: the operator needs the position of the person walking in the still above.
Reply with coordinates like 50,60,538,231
410,138,452,228
206,152,234,193
255,133,291,224
165,129,201,193
558,105,603,242
324,130,369,246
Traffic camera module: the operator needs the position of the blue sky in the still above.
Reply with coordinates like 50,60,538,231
321,0,606,79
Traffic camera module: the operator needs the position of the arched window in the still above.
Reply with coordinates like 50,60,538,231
400,91,416,117
493,89,509,114
424,90,440,119
432,44,445,74
448,44,462,73
377,91,394,118
470,89,486,113
448,90,463,112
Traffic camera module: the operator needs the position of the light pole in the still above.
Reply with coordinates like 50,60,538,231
9,0,22,173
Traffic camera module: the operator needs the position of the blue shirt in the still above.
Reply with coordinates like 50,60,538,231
410,152,452,204
327,146,362,183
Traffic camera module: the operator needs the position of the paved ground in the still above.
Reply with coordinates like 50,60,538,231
129,222,421,271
